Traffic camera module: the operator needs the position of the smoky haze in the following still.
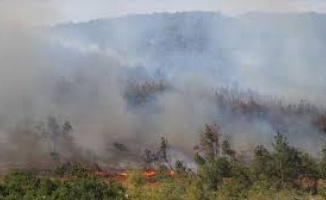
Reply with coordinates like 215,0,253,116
0,11,326,170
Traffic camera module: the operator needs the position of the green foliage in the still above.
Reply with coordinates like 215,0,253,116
198,157,232,190
119,132,326,199
127,170,147,200
194,153,206,166
54,163,89,178
150,180,186,200
71,163,89,178
230,162,251,189
193,127,324,199
318,187,326,199
52,177,125,200
128,170,146,188
272,131,301,187
198,124,222,159
320,143,326,178
247,179,278,200
1,171,41,199
151,165,173,182
299,153,319,193
0,170,126,200
1,124,326,199
251,144,275,180
183,180,205,200
251,131,318,190
216,177,248,200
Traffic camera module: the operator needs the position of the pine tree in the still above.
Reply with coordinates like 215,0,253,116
272,131,302,188
198,124,222,159
41,117,74,159
251,144,274,180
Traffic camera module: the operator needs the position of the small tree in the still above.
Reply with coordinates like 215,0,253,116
198,124,222,159
251,144,275,181
272,131,302,188
198,157,232,190
41,117,74,157
195,124,234,191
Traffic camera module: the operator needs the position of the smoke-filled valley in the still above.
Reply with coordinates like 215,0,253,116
0,11,326,171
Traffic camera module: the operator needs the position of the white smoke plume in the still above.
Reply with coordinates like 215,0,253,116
0,8,326,171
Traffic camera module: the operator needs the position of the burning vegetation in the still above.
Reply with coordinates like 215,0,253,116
3,123,326,199
0,82,325,199
0,66,325,199
1,6,326,199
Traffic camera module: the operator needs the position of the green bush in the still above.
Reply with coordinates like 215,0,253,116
0,170,126,200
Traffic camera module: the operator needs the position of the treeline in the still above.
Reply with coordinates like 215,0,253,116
124,79,168,106
123,80,326,133
2,124,326,199
127,124,326,199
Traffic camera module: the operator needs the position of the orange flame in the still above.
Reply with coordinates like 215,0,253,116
96,169,175,178
120,172,128,177
144,170,156,177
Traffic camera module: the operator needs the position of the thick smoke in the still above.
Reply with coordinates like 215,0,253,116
0,11,326,171
0,1,66,170
49,12,326,158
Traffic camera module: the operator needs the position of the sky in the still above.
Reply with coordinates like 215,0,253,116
1,0,326,25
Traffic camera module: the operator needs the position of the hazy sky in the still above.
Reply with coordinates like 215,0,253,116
1,0,326,25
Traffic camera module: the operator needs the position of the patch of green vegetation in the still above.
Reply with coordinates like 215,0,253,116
2,124,326,199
